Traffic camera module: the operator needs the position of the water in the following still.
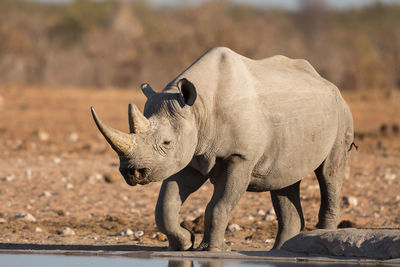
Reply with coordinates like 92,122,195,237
0,254,275,267
0,253,364,267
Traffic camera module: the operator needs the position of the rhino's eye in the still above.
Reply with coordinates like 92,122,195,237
163,140,171,146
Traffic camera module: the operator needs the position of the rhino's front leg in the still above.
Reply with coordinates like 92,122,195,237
198,156,252,251
155,166,208,251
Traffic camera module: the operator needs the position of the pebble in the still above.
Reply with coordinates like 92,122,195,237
60,227,75,236
343,196,358,207
87,173,103,184
37,130,49,141
35,227,43,233
227,223,242,232
266,208,275,215
264,214,275,221
117,229,134,236
15,213,36,222
104,172,119,184
191,208,205,214
130,208,140,215
152,232,168,241
384,169,396,181
0,218,6,223
248,215,255,221
39,191,52,197
1,174,15,182
25,169,32,180
257,209,266,216
134,230,144,239
53,157,61,164
265,238,274,243
65,183,74,190
66,132,79,142
307,185,319,190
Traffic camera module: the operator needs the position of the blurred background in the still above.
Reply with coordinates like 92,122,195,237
0,0,400,91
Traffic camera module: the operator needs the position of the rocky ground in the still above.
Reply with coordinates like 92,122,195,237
0,87,399,251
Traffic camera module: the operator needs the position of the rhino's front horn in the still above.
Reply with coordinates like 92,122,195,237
128,104,150,134
91,107,135,156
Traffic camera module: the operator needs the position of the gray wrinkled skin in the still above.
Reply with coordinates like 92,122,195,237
92,47,354,251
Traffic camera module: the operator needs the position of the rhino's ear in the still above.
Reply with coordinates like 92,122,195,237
177,78,197,106
141,83,156,99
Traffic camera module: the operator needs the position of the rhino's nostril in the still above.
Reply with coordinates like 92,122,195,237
130,168,148,179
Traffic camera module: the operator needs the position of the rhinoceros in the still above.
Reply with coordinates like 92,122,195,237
91,47,354,251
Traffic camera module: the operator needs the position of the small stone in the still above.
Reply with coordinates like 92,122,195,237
264,214,275,221
153,232,167,241
116,230,126,236
24,169,33,180
53,157,61,164
0,218,6,223
65,183,74,190
266,208,275,215
307,184,319,190
248,215,255,221
39,191,52,197
191,208,204,214
87,173,103,184
257,209,266,216
104,172,119,184
55,210,65,216
134,230,144,239
384,169,396,181
130,208,140,215
15,213,36,222
60,227,75,236
35,227,43,233
116,229,134,236
343,196,358,207
265,238,274,243
227,223,242,232
37,130,49,141
1,174,15,182
66,132,79,142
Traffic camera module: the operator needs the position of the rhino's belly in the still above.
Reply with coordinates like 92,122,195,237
247,174,302,192
248,130,336,192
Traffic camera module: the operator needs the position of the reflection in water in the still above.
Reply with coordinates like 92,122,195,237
168,259,194,267
167,259,275,267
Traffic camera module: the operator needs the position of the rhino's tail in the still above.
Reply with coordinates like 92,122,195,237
347,142,358,152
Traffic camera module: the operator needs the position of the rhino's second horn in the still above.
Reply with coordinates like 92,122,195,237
128,104,150,134
91,107,135,156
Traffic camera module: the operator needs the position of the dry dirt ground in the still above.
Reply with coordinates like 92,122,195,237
0,86,399,252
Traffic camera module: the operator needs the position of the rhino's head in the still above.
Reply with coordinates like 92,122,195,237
91,78,198,186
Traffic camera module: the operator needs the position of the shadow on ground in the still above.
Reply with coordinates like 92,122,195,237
0,243,166,252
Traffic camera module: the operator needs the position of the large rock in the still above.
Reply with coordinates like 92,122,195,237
281,228,400,259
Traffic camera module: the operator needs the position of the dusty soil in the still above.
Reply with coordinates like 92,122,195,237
0,86,399,252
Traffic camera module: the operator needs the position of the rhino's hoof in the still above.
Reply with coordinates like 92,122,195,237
196,241,231,252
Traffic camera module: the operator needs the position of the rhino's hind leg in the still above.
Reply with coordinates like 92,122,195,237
315,143,350,229
271,181,304,249
155,167,208,251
